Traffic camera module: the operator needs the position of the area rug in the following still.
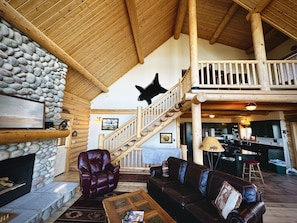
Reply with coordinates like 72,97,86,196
0,212,18,223
119,174,150,183
55,191,125,223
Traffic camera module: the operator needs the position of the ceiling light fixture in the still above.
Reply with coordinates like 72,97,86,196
209,114,215,118
245,102,257,111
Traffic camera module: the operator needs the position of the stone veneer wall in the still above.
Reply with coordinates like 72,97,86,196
0,18,68,191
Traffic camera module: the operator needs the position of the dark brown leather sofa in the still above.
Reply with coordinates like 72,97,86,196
147,157,266,223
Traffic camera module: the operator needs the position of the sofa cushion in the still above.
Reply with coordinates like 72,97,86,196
206,170,259,203
214,181,242,219
184,162,209,196
167,157,188,184
163,184,205,208
162,160,169,177
147,175,179,193
184,199,223,223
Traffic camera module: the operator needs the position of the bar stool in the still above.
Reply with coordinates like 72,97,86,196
242,160,264,184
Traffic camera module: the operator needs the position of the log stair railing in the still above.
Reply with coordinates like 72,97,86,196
100,81,184,165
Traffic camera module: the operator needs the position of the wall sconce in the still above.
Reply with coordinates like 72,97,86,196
209,114,215,118
245,102,257,111
95,116,102,122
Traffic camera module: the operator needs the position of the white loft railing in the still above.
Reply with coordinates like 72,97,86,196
267,60,297,89
181,60,297,94
197,60,260,88
102,83,181,153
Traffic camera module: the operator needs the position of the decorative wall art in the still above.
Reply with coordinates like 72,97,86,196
160,133,173,143
102,118,119,130
135,73,167,105
0,94,45,129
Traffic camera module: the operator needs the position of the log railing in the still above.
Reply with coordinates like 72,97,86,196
119,148,152,172
267,60,297,88
195,60,260,88
181,60,297,96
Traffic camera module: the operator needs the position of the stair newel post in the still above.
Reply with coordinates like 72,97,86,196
98,133,105,149
178,78,183,100
136,106,142,139
181,144,188,161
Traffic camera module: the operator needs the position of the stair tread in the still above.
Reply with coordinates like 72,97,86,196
166,112,174,117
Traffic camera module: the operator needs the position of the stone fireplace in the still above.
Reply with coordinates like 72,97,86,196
0,16,69,205
0,18,78,223
0,154,35,207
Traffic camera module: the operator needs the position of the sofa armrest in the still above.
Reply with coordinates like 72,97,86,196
79,172,91,191
227,201,266,223
150,166,162,177
105,163,120,174
80,172,91,183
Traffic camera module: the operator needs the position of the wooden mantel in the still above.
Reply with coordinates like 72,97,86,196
0,129,70,144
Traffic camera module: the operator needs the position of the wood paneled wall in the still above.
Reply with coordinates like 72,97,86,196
284,111,297,169
63,92,90,171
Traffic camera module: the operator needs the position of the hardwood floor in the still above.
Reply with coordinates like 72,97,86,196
45,169,297,223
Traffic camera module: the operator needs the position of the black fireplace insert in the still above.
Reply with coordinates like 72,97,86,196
0,154,35,207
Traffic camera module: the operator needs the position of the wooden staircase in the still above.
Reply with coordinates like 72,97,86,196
99,82,184,166
111,107,183,164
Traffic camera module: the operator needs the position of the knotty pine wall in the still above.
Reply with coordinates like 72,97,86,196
284,111,297,169
63,92,90,171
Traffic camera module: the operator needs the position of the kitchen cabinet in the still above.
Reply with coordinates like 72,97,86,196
251,120,281,138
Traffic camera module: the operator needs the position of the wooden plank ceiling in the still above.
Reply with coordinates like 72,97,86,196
2,0,297,102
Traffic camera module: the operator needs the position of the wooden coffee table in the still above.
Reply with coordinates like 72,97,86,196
102,189,176,223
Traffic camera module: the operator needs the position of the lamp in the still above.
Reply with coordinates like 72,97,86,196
209,114,215,118
241,118,250,126
200,136,225,169
245,102,257,111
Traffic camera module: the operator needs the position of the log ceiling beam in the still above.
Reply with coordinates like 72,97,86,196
185,91,297,103
245,0,273,21
174,0,188,40
210,3,239,44
125,0,144,64
0,0,109,93
235,0,297,43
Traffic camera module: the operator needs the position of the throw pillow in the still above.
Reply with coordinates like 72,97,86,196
214,181,242,219
162,160,169,177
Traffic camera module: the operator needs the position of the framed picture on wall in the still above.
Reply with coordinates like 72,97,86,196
102,118,119,130
0,94,45,129
160,133,172,143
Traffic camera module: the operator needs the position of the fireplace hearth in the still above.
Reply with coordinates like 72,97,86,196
0,154,35,207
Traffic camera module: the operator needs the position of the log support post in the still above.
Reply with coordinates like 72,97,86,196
188,0,203,165
249,13,270,91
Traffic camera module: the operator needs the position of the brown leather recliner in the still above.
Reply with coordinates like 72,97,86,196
78,149,120,198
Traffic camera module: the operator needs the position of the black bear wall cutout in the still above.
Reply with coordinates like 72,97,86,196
135,73,168,105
